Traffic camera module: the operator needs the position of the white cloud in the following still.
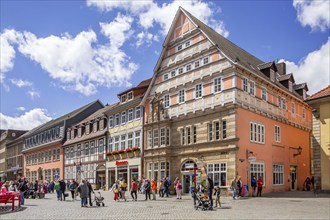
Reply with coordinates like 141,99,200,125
278,37,330,95
87,0,229,37
10,78,33,87
136,31,159,48
17,107,26,111
0,29,23,82
26,89,40,99
1,13,138,96
0,108,52,130
293,0,330,31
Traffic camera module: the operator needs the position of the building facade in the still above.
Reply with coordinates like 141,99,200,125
22,100,104,182
63,104,116,189
306,85,330,191
141,7,312,194
0,130,27,181
105,79,150,190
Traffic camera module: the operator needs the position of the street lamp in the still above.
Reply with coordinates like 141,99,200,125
293,146,303,157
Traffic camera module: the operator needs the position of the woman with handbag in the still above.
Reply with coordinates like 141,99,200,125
111,180,120,202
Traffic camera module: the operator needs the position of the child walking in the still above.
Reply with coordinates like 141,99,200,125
214,186,221,208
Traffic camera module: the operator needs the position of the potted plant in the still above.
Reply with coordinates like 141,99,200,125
132,146,141,157
118,149,126,159
126,148,134,158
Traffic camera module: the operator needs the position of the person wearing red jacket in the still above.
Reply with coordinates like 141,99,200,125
257,176,263,197
151,179,157,200
130,179,138,201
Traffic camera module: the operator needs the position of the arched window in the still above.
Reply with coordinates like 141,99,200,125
181,160,197,172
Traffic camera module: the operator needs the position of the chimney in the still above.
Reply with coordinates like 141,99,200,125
276,62,286,75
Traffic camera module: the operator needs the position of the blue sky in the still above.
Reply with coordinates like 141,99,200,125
1,0,329,130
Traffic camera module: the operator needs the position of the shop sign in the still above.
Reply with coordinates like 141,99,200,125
10,165,19,171
248,156,256,162
185,163,195,169
115,160,128,166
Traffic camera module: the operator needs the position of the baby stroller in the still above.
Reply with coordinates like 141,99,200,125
195,192,211,211
24,189,37,199
93,191,105,207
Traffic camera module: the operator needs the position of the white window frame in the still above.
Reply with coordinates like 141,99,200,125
163,94,170,108
273,164,284,185
171,70,176,78
115,114,120,126
127,92,133,100
163,73,169,81
153,129,159,147
178,89,185,104
207,162,227,187
250,162,265,186
195,84,203,99
178,67,183,75
275,125,281,143
249,81,255,96
243,78,248,92
291,102,295,114
214,121,220,140
127,133,133,149
121,111,126,124
114,136,119,151
186,64,191,72
194,60,200,68
160,128,166,146
214,77,222,93
262,88,267,101
135,107,141,119
135,131,141,147
121,95,126,103
250,122,265,144
128,109,133,122
120,135,126,150
203,57,209,65
147,130,152,149
222,120,227,140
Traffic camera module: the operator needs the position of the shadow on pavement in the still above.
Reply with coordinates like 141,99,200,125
0,206,28,215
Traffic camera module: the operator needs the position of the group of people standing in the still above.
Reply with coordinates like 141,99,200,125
231,175,263,199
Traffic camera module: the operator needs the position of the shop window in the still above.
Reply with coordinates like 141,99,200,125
273,164,284,185
250,163,265,186
207,162,227,186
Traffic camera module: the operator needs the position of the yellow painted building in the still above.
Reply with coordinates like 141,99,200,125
307,85,330,191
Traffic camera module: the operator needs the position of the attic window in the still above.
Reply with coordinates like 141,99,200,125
128,92,133,100
121,95,126,102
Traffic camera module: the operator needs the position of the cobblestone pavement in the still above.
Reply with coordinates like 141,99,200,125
1,191,329,220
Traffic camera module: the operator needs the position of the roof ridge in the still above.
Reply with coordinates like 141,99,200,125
307,85,330,100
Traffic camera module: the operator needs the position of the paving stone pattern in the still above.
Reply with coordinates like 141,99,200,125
0,191,329,220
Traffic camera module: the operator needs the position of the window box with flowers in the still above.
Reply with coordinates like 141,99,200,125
132,147,141,157
126,148,134,158
118,149,127,159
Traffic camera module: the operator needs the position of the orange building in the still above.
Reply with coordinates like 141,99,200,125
22,100,104,182
141,7,312,194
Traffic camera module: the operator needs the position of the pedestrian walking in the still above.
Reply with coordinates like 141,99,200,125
164,177,171,197
144,179,151,200
86,179,94,206
251,176,257,197
175,179,182,199
236,176,242,197
17,177,27,205
231,177,239,199
69,180,77,201
257,176,263,197
59,179,66,201
207,175,214,209
77,180,89,207
130,179,138,201
159,179,164,198
120,178,127,202
111,181,120,202
151,179,157,200
214,186,221,208
54,180,61,200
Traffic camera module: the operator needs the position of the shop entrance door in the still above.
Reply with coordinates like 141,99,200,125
183,175,193,194
290,166,297,191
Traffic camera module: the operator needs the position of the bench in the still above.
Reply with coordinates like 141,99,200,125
0,192,21,211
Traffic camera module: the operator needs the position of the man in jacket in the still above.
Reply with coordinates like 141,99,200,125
18,177,27,205
207,175,214,209
144,179,151,200
86,179,94,206
59,179,66,201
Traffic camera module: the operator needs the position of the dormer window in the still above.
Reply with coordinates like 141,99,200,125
128,92,133,100
86,124,90,134
93,122,98,132
177,44,182,51
71,130,75,139
78,127,82,137
121,95,126,103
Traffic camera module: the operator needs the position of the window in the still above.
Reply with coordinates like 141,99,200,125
185,41,191,47
177,44,182,51
128,133,133,148
85,143,89,155
121,111,126,124
194,60,200,68
302,108,306,119
163,95,170,108
160,128,166,146
160,162,170,180
109,116,114,128
171,70,176,78
250,163,265,186
249,81,255,95
181,128,185,145
250,122,265,144
187,127,191,145
135,107,141,119
207,163,227,186
148,163,153,180
77,144,81,156
121,95,126,102
134,131,141,147
153,129,159,147
214,77,222,93
203,57,209,65
208,123,213,141
193,126,197,144
93,123,97,132
128,109,133,121
114,136,119,151
178,67,183,74
243,78,248,92
121,135,126,150
195,84,203,99
262,88,267,101
166,128,170,145
273,164,284,185
275,125,281,143
163,73,169,80
278,96,282,108
147,130,152,148
91,141,96,155
178,90,185,103
282,98,287,110
128,92,133,100
153,162,159,181
215,121,220,140
291,102,295,114
186,64,191,72
115,114,120,126
222,120,227,139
